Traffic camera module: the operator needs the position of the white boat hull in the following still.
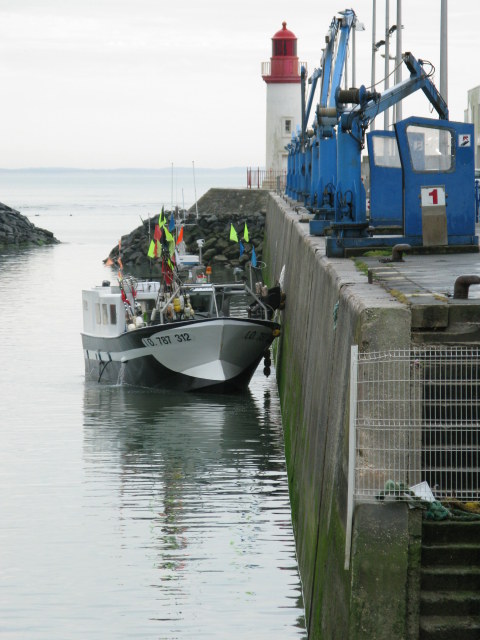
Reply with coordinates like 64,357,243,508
82,317,278,392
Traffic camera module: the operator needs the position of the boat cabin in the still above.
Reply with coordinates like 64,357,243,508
82,279,243,338
82,282,126,338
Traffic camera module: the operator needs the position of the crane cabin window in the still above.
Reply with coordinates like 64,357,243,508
406,125,453,172
284,119,292,135
372,136,401,168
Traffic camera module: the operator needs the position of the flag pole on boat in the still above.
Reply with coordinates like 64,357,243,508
170,162,174,215
192,160,199,221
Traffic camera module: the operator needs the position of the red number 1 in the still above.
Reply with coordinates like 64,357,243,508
428,188,438,205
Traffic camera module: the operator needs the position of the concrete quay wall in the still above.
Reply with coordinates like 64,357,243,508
263,194,420,639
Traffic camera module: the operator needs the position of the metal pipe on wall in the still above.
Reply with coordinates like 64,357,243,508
371,0,376,131
384,0,390,130
440,0,448,104
394,0,402,122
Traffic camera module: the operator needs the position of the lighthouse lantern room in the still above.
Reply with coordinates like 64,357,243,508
262,22,303,174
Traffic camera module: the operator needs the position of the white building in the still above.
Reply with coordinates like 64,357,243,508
261,22,302,174
465,86,480,169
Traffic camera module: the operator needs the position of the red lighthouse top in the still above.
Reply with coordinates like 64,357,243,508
262,21,300,84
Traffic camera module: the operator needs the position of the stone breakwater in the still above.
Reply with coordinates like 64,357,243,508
0,202,59,247
105,188,268,274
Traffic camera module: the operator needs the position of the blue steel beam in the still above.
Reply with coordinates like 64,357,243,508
338,52,448,138
327,10,356,108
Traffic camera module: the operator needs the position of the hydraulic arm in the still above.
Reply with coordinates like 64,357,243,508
287,9,357,206
332,52,448,230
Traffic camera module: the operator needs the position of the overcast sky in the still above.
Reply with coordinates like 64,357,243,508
0,0,478,169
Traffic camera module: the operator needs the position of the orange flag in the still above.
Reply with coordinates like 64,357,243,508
176,226,184,245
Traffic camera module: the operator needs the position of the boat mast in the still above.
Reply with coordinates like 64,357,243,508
170,162,174,214
192,160,199,220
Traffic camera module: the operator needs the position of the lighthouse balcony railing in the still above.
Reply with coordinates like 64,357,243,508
261,61,307,77
246,167,286,192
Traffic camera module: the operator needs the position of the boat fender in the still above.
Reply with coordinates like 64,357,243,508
151,309,157,322
179,295,185,311
135,316,144,327
127,323,136,332
261,285,268,297
173,297,182,313
166,304,174,320
255,282,262,295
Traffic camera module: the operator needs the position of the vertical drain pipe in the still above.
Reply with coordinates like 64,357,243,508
345,344,359,570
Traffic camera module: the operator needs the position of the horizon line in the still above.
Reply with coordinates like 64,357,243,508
0,165,260,172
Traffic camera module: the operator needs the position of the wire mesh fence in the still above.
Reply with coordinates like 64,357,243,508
350,345,480,503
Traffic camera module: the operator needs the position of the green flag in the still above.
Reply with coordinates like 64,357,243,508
229,224,238,242
243,222,249,243
147,239,155,258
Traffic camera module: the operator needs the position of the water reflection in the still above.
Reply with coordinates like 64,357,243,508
82,379,306,638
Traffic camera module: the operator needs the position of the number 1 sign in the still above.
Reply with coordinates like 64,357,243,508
421,186,446,207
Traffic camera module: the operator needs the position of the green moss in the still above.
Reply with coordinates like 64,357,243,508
388,288,409,305
353,259,369,276
309,501,351,639
362,250,392,257
352,251,392,277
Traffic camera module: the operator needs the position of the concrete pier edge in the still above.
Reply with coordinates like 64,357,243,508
263,193,420,640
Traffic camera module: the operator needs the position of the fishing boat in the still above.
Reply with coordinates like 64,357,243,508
81,268,283,392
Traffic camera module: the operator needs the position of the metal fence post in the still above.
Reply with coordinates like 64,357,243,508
345,344,358,570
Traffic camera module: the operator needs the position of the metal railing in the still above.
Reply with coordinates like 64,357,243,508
345,344,480,569
261,61,307,77
246,167,286,192
348,345,480,504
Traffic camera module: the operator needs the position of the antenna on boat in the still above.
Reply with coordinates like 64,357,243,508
192,160,199,221
171,162,174,214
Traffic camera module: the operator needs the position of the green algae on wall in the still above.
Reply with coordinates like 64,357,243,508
263,193,416,640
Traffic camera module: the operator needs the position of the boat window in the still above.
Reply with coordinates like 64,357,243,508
189,291,213,314
95,303,101,324
102,304,108,325
216,292,231,317
406,125,453,172
110,304,117,325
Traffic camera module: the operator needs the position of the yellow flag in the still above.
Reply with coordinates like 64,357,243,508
229,224,238,242
147,240,155,258
244,222,249,243
164,227,173,242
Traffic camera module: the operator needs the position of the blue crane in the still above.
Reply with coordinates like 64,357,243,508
325,52,476,257
286,8,357,226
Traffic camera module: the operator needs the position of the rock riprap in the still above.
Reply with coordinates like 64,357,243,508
105,188,268,274
0,202,59,247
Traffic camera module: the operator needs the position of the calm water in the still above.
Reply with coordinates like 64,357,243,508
0,170,306,639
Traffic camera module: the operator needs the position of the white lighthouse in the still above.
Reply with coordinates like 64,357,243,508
262,22,302,175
